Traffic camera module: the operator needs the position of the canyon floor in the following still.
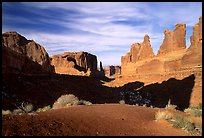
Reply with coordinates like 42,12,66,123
2,66,202,136
2,104,197,136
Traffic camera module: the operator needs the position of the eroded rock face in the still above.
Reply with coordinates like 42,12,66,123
50,52,97,75
157,23,186,56
121,34,155,64
121,52,131,64
182,16,202,67
2,32,54,74
104,66,121,77
121,17,202,76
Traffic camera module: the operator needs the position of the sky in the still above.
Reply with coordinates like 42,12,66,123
2,2,202,66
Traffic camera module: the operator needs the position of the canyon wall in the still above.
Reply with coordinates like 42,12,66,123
104,66,121,77
50,52,104,77
121,17,202,76
2,32,55,74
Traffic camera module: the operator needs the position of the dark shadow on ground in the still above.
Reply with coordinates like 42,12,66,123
2,73,195,111
118,74,195,111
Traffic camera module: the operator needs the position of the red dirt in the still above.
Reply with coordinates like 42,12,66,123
2,104,190,136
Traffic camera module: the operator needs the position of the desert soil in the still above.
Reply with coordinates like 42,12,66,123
2,104,190,136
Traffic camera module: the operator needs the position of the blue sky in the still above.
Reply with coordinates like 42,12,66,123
2,2,202,66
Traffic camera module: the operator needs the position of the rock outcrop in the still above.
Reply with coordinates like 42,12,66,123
181,16,202,67
121,34,155,64
121,17,202,76
157,23,186,56
104,66,121,77
50,52,98,76
2,32,54,74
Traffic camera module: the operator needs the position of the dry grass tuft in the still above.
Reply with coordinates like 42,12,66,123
155,110,173,121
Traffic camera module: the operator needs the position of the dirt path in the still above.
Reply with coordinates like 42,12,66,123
2,104,189,136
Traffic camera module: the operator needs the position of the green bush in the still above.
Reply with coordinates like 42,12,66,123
189,109,202,117
171,115,195,132
184,104,202,117
194,123,202,135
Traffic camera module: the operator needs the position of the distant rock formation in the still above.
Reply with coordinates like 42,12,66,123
181,16,202,67
121,34,155,64
50,52,102,76
104,66,121,77
157,23,186,56
2,32,54,74
121,16,202,76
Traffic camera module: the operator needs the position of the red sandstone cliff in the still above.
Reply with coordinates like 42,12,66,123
2,32,54,74
181,16,202,67
121,34,155,64
104,66,121,77
157,23,186,56
121,17,202,76
50,52,100,76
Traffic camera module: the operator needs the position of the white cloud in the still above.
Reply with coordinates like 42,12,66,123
3,2,202,66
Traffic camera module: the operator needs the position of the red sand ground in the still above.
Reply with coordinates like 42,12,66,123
2,104,190,136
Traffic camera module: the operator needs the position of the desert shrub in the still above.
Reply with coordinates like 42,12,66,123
184,104,202,117
21,102,34,113
12,108,25,115
119,100,125,104
79,100,92,106
155,110,173,121
198,103,202,109
2,110,12,115
189,109,202,117
52,94,79,109
165,99,177,109
171,115,195,132
36,105,51,112
194,123,202,134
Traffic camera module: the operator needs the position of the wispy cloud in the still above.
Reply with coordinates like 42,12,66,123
2,2,202,66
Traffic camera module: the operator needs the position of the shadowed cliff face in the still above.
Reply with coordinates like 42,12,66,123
135,74,195,111
2,32,55,74
2,73,195,111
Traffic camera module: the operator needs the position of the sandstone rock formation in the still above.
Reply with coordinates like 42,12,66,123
50,52,99,76
181,16,202,67
121,17,202,76
157,23,186,56
104,66,121,77
122,35,155,64
2,32,54,74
